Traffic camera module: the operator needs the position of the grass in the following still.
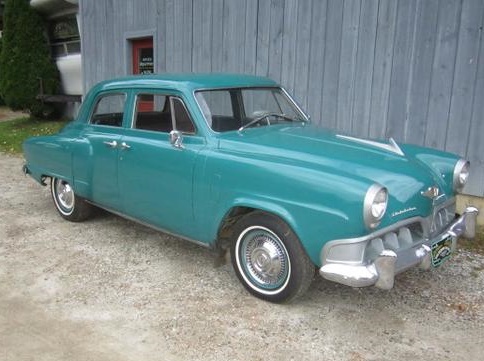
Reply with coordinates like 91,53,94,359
0,116,69,154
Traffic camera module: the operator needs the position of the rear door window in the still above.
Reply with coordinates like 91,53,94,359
90,93,126,127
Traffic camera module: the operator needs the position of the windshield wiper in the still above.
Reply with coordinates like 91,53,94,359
238,112,298,132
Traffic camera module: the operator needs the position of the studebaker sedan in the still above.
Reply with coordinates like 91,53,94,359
23,74,479,303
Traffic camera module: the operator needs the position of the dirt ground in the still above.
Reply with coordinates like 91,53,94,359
0,107,25,122
1,153,483,361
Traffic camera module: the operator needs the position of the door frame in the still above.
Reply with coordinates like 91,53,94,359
124,30,157,75
131,37,154,75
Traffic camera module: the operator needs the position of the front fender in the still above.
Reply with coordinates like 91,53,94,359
194,149,372,266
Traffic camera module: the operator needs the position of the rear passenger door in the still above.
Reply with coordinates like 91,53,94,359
118,91,205,238
81,92,126,210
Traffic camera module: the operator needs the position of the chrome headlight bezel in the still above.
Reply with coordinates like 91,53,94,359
453,159,470,192
364,184,388,229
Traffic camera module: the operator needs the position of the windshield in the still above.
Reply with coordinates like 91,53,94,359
195,87,307,132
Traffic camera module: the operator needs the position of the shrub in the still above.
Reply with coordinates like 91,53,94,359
0,37,4,106
0,0,59,117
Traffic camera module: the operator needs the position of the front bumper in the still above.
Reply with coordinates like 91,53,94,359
319,206,479,290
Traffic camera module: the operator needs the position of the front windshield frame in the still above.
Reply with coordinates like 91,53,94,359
194,86,309,133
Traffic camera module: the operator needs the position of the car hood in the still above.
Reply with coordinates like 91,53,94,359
217,124,454,223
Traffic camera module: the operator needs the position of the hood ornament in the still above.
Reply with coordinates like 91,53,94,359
421,186,440,199
336,135,405,156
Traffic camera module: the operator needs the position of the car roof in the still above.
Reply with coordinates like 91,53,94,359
93,73,279,93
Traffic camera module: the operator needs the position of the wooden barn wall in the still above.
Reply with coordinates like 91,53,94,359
79,0,484,196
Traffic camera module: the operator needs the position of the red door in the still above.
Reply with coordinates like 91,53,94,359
132,37,154,111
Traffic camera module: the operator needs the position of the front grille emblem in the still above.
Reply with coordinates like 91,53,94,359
421,186,440,199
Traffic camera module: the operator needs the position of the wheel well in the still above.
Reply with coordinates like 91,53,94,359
40,175,50,186
216,206,255,249
216,207,295,249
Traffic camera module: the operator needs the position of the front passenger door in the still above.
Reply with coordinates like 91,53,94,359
118,92,205,239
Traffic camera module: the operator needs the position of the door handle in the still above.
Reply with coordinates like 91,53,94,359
120,142,131,150
103,140,118,148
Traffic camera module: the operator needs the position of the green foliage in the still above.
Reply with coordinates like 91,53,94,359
0,38,4,106
0,0,59,118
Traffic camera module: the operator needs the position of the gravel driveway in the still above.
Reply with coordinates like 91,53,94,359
1,153,483,361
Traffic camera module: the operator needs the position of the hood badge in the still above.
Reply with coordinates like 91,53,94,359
391,207,417,218
421,186,440,200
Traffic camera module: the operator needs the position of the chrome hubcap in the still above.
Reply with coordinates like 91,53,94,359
239,227,289,290
56,180,74,210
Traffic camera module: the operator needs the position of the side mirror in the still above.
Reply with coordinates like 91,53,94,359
169,130,184,149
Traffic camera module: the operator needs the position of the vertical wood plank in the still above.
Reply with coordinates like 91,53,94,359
386,0,417,141
222,0,246,72
351,0,378,137
244,0,258,74
336,0,361,133
424,0,462,150
181,0,193,71
465,5,484,196
156,0,167,73
369,0,398,139
445,0,484,156
222,0,236,72
404,0,439,145
97,0,109,81
267,0,284,80
321,0,344,129
293,0,312,109
164,0,176,72
306,0,327,122
211,0,224,71
192,0,213,72
112,0,126,76
280,0,298,94
256,0,271,76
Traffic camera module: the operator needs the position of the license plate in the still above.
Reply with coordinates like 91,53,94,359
431,235,454,267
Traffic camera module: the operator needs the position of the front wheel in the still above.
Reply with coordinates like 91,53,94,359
51,177,93,222
230,212,315,303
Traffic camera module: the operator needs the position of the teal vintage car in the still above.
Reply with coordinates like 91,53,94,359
23,74,479,303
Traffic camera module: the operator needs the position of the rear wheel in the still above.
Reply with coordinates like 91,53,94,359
230,211,315,303
51,177,93,222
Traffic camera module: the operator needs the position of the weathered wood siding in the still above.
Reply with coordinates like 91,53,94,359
79,0,484,196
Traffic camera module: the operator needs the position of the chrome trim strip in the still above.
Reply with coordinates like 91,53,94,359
280,87,310,122
85,201,213,249
336,134,405,156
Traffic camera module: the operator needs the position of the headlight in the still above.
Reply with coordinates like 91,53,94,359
364,184,388,229
453,159,470,192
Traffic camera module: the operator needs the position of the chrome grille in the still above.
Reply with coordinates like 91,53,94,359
430,202,456,236
364,222,424,262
